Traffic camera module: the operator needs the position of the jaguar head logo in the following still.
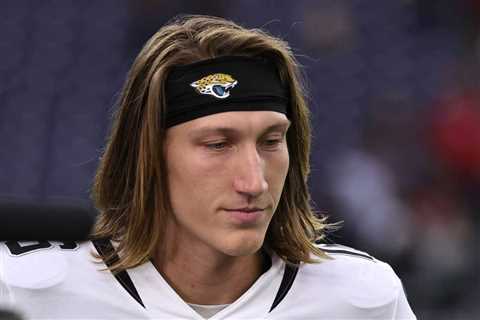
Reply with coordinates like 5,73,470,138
190,73,238,99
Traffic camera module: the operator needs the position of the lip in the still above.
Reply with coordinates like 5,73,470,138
228,207,264,212
223,208,265,224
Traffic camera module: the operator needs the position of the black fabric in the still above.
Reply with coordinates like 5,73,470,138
269,263,299,312
320,248,374,261
165,56,290,128
0,197,95,241
92,239,145,308
316,242,375,261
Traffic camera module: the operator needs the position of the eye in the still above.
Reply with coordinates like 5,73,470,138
265,139,281,146
261,136,285,150
212,85,225,96
205,141,229,151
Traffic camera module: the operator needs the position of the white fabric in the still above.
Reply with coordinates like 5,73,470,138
188,303,229,319
0,241,416,319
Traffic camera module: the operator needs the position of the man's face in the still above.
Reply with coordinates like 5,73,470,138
164,111,290,258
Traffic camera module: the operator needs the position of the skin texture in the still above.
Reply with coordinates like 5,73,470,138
154,111,290,304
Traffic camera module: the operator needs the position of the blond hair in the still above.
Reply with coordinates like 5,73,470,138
92,15,329,272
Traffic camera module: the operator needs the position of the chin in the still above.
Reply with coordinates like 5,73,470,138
220,231,266,257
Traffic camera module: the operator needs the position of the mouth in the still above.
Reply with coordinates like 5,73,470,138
223,207,266,225
225,207,264,213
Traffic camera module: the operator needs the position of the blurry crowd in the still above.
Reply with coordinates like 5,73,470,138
1,1,479,319
327,90,480,318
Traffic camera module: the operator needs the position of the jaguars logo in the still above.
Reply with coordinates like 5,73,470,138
190,73,238,99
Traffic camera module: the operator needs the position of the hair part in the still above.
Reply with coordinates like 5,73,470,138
92,15,330,273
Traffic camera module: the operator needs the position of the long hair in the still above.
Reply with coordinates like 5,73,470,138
92,15,329,272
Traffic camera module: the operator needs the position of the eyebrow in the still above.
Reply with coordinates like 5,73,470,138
189,121,291,138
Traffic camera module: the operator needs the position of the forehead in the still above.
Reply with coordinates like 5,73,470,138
169,111,290,137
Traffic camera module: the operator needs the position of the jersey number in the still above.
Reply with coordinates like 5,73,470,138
5,241,79,256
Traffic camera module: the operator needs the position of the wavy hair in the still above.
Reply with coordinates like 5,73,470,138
91,15,329,272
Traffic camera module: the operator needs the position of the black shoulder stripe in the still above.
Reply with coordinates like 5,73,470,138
92,239,145,308
321,248,374,261
269,263,299,312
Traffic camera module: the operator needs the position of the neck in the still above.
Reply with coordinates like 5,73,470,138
152,229,266,305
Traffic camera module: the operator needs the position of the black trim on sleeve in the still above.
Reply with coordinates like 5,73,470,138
92,239,145,308
321,248,374,261
269,263,299,312
319,244,375,262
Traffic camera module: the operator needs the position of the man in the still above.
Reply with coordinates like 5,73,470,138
0,15,416,319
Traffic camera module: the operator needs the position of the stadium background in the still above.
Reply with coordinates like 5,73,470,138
1,1,479,318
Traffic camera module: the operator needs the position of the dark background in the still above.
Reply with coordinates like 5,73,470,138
1,1,480,318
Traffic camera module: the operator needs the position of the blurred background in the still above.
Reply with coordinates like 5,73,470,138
1,0,479,318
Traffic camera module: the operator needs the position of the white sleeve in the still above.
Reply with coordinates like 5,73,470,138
0,243,26,320
0,243,14,306
394,281,417,320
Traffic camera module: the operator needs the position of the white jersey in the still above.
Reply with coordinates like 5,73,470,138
0,240,416,319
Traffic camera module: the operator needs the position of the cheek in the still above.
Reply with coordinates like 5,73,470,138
170,156,226,191
167,153,227,215
278,147,290,177
267,149,290,197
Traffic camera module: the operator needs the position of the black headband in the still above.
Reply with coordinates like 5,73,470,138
165,56,290,128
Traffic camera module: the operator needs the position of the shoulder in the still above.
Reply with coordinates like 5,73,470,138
316,243,377,262
311,242,397,278
304,244,403,305
271,243,416,319
0,241,149,319
302,243,403,306
0,241,98,289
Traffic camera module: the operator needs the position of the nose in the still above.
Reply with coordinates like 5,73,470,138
233,145,268,197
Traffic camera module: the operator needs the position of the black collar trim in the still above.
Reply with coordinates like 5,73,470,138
92,239,145,308
269,262,299,312
91,239,299,312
